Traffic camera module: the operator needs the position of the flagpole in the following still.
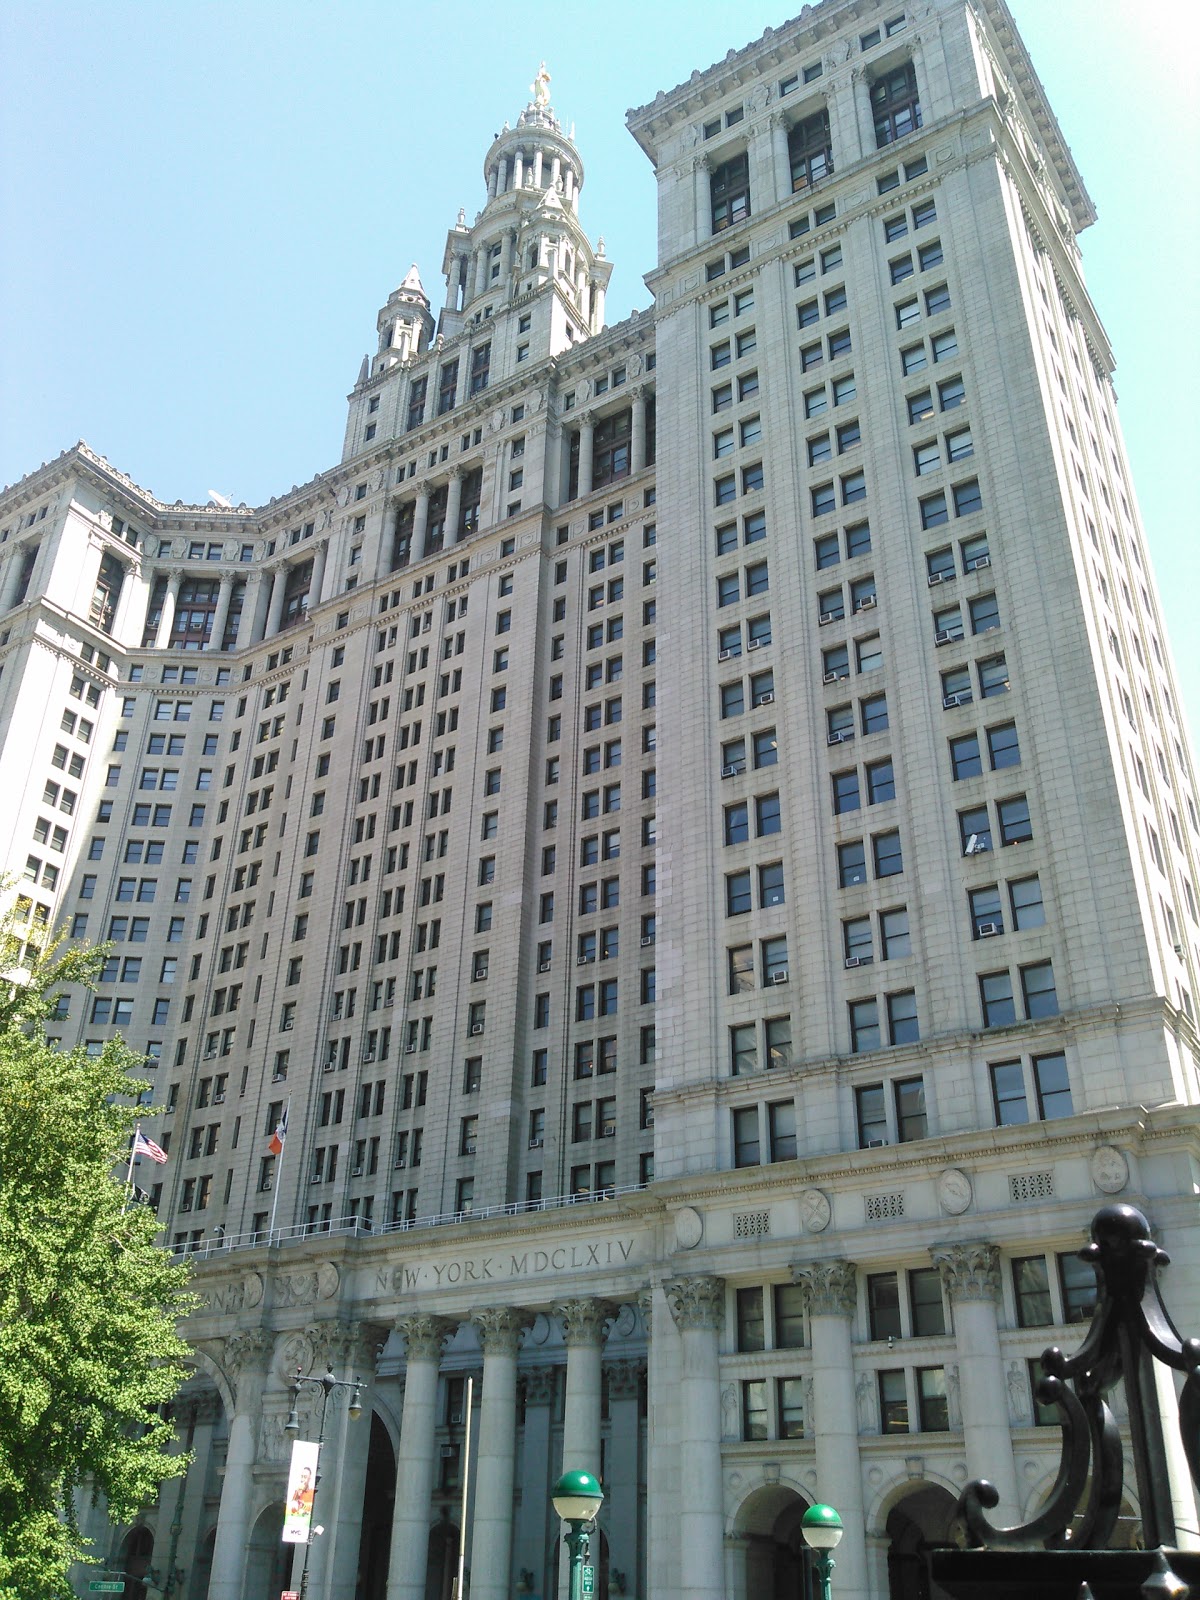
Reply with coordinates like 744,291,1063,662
268,1096,290,1242
125,1120,140,1197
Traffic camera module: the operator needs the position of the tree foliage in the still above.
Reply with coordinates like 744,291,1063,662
0,918,195,1600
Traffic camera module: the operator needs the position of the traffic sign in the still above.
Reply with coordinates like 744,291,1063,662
88,1585,125,1593
581,1566,595,1596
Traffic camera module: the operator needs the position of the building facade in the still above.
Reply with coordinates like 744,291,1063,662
3,3,1199,1597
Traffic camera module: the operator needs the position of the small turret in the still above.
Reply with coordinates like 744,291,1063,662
374,264,434,376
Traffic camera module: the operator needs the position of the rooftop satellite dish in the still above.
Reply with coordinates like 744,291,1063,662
207,490,233,509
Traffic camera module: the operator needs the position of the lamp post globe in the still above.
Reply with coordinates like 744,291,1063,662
801,1503,843,1600
551,1469,604,1600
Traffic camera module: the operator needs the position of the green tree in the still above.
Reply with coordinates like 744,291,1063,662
0,918,194,1600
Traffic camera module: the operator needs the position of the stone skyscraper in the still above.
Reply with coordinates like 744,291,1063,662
2,4,1197,1597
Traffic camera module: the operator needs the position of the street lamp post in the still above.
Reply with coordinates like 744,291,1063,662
284,1365,365,1600
801,1503,844,1600
551,1469,604,1600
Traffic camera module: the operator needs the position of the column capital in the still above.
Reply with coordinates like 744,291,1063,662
305,1317,386,1375
929,1240,1002,1303
604,1358,645,1401
221,1328,274,1402
520,1364,559,1406
553,1297,618,1349
446,464,465,482
664,1275,725,1333
471,1305,533,1356
792,1259,858,1317
395,1313,457,1363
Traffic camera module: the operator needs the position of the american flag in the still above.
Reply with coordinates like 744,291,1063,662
132,1129,169,1165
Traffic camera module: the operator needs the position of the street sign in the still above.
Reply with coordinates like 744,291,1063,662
581,1566,595,1596
281,1592,299,1600
88,1585,125,1593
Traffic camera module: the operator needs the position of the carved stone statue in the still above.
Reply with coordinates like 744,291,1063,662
531,62,551,108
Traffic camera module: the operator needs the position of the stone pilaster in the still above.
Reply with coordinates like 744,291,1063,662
931,1241,1019,1521
208,1329,273,1600
793,1261,868,1600
665,1277,724,1600
387,1316,457,1600
470,1308,532,1600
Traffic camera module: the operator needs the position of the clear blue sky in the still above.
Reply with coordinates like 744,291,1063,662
1,1,1196,742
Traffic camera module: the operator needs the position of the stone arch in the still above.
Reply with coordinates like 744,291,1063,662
865,1468,961,1538
880,1481,958,1600
730,1481,817,1600
116,1524,154,1595
190,1524,216,1600
183,1346,235,1416
244,1500,290,1600
356,1411,398,1600
425,1514,460,1600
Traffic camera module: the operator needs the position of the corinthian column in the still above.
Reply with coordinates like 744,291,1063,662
553,1299,616,1480
311,1321,381,1600
154,569,184,649
208,1329,274,1600
207,574,235,651
630,388,648,475
793,1261,868,1600
664,1276,725,1600
930,1241,1020,1522
445,468,464,546
387,1315,457,1600
470,1307,532,1600
576,420,594,499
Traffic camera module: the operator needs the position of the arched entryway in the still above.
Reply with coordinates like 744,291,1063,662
733,1483,818,1600
425,1516,460,1600
354,1413,397,1600
189,1525,216,1599
118,1525,153,1597
244,1502,290,1600
885,1483,956,1600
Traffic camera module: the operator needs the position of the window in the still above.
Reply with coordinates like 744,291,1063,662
872,61,922,147
1013,1256,1052,1327
894,1072,926,1134
910,1269,945,1337
737,1287,766,1352
873,831,903,878
970,593,1000,635
733,1106,760,1168
998,794,1033,846
1034,1051,1073,1118
979,971,1016,1028
878,1369,909,1432
990,1060,1028,1126
742,1379,768,1441
866,759,895,805
917,1367,949,1432
850,998,880,1053
987,723,1020,770
711,152,751,233
789,108,833,191
833,770,860,814
768,1098,797,1161
1009,875,1045,931
1021,961,1059,1019
1059,1253,1098,1323
868,1273,901,1340
950,734,982,781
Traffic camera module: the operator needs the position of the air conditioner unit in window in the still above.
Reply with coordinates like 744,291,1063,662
404,1043,417,1054
577,955,595,965
537,960,552,972
272,1072,287,1083
395,1158,407,1168
964,835,991,855
529,1137,544,1148
600,1126,616,1138
818,612,837,626
822,671,839,684
927,571,946,586
260,1178,272,1190
179,1201,192,1213
866,1137,889,1148
213,1092,225,1104
202,1049,217,1060
309,1175,323,1185
977,921,1002,937
640,935,655,947
323,1062,335,1073
747,638,764,651
721,762,744,778
718,648,733,661
827,730,849,745
771,970,790,984
967,554,991,570
844,955,874,969
469,1023,484,1035
943,691,973,708
855,595,877,611
756,691,775,706
351,1165,363,1177
362,1050,376,1063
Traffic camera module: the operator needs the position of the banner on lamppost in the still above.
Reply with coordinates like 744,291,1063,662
282,1438,319,1544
